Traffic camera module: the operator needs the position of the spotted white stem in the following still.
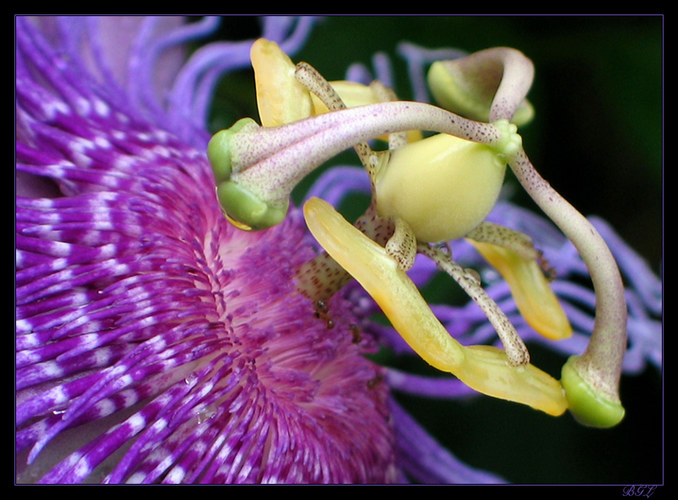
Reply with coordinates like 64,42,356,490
508,148,627,403
418,243,530,366
227,101,501,209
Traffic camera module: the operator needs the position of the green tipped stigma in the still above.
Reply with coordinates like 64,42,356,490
207,130,233,184
427,60,534,127
216,180,288,231
208,118,288,231
207,118,260,183
561,356,626,428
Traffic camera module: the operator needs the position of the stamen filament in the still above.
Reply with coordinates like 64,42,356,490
418,243,530,366
294,61,382,182
466,221,539,261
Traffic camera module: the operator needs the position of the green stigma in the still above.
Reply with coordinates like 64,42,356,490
561,356,626,428
215,180,288,231
207,118,257,183
427,54,534,126
208,118,288,231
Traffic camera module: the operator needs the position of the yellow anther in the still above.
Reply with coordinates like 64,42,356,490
375,133,506,243
250,38,313,127
303,197,568,416
469,240,573,340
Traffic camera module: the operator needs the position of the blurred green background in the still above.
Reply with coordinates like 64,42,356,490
206,15,663,484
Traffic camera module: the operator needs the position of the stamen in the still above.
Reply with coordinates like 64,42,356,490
297,202,395,301
303,196,567,416
293,58,414,298
466,221,539,260
295,251,353,301
292,60,381,298
250,38,313,127
294,61,347,112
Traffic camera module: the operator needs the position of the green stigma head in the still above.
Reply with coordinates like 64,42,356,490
216,180,288,231
207,118,260,184
561,356,626,428
428,59,534,127
207,130,233,184
208,118,288,231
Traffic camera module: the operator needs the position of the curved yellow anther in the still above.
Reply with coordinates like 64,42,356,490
303,197,567,416
250,38,313,127
469,240,573,340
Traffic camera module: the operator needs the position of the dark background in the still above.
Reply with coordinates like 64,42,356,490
206,15,663,484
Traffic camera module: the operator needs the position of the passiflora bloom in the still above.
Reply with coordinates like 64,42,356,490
207,35,633,423
15,15,661,485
